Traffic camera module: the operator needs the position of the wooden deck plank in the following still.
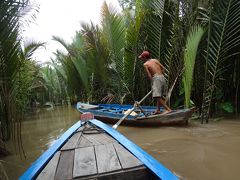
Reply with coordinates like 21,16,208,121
113,143,143,169
97,166,156,180
36,151,60,180
83,133,117,145
74,166,156,180
95,143,122,173
76,126,85,132
73,146,97,178
90,119,179,180
61,132,82,150
77,134,94,148
94,133,118,143
82,134,103,146
55,150,74,180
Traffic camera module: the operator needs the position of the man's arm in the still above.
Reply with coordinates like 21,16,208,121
144,64,152,80
159,63,165,74
153,59,165,74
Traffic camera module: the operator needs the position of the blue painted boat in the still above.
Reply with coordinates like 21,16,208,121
77,102,194,126
20,114,179,180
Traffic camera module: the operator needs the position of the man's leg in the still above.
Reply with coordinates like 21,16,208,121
153,97,161,114
159,98,172,114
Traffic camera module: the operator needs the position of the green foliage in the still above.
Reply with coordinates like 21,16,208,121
52,35,87,100
101,2,126,88
183,25,205,108
218,102,234,113
163,0,185,104
0,0,27,141
0,0,43,157
201,0,240,122
45,0,240,119
141,0,165,59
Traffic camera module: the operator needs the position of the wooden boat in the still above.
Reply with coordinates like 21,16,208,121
77,102,194,126
20,113,178,180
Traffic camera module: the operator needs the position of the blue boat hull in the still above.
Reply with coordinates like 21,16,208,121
77,102,194,126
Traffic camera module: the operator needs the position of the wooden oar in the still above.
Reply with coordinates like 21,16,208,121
112,90,152,129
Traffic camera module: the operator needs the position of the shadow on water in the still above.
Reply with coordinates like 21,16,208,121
1,106,240,180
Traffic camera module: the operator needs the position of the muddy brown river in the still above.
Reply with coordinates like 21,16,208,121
1,106,240,180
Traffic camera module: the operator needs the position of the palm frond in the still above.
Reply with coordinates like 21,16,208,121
201,0,240,122
52,36,71,54
183,25,205,108
123,1,147,100
71,56,89,89
162,0,185,103
101,1,126,79
142,0,165,59
21,40,45,60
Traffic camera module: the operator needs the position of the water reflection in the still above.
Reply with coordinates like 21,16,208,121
2,106,80,180
1,106,240,180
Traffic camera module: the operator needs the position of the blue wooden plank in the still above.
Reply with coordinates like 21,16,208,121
19,121,81,180
90,119,179,180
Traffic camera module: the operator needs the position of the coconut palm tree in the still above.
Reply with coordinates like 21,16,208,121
48,0,240,120
0,0,43,156
201,0,240,122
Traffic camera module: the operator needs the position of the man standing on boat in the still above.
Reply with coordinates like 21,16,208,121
139,50,172,115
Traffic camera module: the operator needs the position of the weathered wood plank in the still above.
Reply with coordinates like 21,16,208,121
97,166,156,180
55,150,74,180
73,146,97,178
76,126,85,132
36,151,60,180
82,134,102,146
77,134,94,148
61,132,82,150
90,119,179,180
103,133,118,143
95,143,122,173
92,133,118,144
113,143,143,169
74,166,156,180
81,133,117,146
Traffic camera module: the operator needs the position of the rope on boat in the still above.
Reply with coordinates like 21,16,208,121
80,122,105,134
80,112,105,134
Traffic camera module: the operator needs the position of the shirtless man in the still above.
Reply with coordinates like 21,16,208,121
139,50,172,115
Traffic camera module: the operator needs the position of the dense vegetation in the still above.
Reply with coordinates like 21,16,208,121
0,0,240,154
42,0,240,123
0,0,43,154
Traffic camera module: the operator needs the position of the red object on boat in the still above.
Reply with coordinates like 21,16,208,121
80,112,94,121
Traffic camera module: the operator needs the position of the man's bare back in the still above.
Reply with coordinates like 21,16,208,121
143,59,164,79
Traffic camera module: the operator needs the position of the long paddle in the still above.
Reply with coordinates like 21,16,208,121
112,90,152,129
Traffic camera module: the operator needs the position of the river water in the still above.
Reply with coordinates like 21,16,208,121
1,106,240,180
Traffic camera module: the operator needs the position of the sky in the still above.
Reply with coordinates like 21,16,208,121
23,0,121,63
